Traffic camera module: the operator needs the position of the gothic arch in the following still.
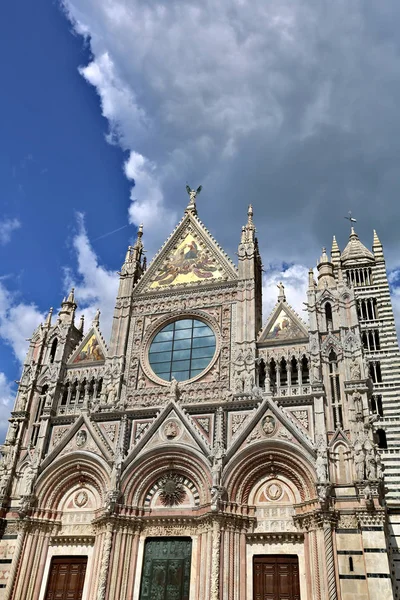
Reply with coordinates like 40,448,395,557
122,447,211,507
35,453,109,510
224,441,316,505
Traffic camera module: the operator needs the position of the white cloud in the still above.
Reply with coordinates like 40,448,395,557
0,218,21,245
64,213,119,341
0,281,44,363
60,0,400,268
0,282,44,443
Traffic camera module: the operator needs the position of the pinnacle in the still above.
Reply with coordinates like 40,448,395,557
331,235,340,254
373,229,382,247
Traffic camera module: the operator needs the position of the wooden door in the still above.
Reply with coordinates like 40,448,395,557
139,538,192,600
44,557,87,600
253,555,300,600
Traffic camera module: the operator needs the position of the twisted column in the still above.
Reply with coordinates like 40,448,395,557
323,522,338,600
3,524,27,600
311,530,321,600
97,523,113,600
210,520,221,600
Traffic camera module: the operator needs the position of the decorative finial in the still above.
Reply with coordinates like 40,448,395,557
277,282,286,302
185,184,202,213
93,308,100,326
67,287,75,304
248,204,254,223
319,247,328,263
44,307,53,328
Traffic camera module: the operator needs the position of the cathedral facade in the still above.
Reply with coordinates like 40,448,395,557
0,194,399,600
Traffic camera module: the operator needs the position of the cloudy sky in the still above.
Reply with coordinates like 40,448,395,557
1,0,400,439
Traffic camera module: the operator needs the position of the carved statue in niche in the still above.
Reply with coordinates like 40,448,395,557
350,358,361,380
103,380,116,405
352,390,363,419
311,358,321,383
15,392,27,412
316,448,328,484
364,439,377,479
375,448,384,479
6,422,18,446
354,447,365,480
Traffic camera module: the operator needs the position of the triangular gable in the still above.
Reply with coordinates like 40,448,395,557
67,326,107,366
225,396,315,460
125,401,211,467
134,212,238,293
258,301,308,345
41,414,112,470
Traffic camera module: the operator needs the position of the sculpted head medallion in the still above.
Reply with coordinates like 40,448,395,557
261,415,276,436
76,430,87,448
163,421,180,440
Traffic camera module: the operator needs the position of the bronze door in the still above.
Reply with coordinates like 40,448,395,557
253,555,300,600
139,538,192,600
44,556,87,600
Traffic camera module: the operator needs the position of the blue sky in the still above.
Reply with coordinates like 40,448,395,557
1,0,400,439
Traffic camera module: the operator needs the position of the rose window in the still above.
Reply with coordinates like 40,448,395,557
148,318,216,382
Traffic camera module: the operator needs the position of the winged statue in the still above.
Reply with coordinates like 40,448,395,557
186,184,202,204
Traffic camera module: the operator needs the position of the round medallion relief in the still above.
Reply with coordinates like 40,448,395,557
74,490,88,508
163,420,181,440
261,415,276,436
75,430,87,447
266,482,283,501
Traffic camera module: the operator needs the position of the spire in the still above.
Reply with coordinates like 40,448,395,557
79,314,85,332
44,307,53,329
372,229,384,260
319,247,329,264
66,287,75,304
122,224,146,282
93,308,100,327
308,268,315,290
317,247,335,289
341,227,374,264
57,287,77,325
277,282,286,302
240,204,256,244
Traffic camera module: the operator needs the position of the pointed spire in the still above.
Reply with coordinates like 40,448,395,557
57,287,77,324
93,308,100,327
319,247,329,264
79,314,85,332
373,229,382,247
341,227,374,264
308,268,315,290
240,204,256,244
66,287,75,304
317,247,335,289
331,235,341,268
44,307,53,329
277,282,286,302
372,229,384,260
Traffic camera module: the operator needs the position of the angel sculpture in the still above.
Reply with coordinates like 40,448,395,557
186,184,202,205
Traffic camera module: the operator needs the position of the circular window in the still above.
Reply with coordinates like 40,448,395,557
148,318,216,382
